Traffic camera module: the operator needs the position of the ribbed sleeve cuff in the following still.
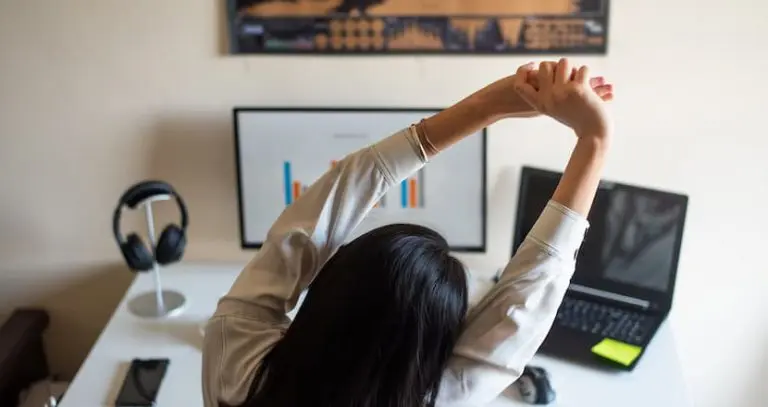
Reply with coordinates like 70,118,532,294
370,126,428,185
527,200,590,260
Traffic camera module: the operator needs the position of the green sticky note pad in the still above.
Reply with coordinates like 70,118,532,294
591,338,643,366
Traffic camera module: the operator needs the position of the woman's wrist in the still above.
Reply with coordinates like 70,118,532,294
466,88,515,124
552,138,609,216
420,93,497,156
460,91,503,124
575,132,611,151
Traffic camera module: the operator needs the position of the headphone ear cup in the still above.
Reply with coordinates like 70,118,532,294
155,224,186,265
121,233,154,272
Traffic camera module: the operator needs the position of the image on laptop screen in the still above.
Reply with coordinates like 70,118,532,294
513,167,688,296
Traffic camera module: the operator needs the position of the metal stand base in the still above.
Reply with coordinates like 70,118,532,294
128,290,186,318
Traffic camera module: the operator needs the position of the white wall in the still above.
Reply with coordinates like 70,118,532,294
0,1,766,406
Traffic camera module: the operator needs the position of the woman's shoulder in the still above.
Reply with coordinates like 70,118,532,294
202,312,289,406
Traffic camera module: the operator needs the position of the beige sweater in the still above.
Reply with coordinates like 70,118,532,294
201,126,589,406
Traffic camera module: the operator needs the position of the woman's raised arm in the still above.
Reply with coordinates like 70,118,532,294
437,59,615,406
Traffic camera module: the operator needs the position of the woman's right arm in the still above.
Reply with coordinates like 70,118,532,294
437,137,607,406
436,59,614,406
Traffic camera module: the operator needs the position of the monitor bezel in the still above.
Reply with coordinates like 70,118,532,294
234,107,488,252
512,166,688,313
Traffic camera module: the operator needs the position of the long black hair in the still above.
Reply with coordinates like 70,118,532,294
234,223,468,407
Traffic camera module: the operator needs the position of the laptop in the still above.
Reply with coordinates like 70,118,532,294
512,166,688,371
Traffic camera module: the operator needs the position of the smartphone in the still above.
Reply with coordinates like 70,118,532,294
114,358,170,407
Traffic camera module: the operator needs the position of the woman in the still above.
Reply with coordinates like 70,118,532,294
203,59,614,407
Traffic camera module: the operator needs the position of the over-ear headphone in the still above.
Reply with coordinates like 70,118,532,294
112,180,189,272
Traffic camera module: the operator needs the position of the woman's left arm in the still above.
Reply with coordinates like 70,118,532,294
205,127,430,406
218,71,537,318
218,126,428,317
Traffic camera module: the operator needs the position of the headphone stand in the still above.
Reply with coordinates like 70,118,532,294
127,195,187,318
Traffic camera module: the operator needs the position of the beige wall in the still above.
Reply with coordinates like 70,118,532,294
1,0,766,406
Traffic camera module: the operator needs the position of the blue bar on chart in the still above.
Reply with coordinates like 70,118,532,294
400,170,425,208
283,161,293,206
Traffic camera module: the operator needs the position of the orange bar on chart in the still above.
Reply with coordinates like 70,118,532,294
409,179,418,208
293,181,301,200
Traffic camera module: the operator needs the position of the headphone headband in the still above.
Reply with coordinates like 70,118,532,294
112,180,189,243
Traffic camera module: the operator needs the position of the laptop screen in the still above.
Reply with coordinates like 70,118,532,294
512,167,688,308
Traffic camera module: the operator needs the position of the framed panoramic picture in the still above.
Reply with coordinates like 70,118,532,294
226,0,610,55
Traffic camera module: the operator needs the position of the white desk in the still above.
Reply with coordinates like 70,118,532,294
59,263,689,407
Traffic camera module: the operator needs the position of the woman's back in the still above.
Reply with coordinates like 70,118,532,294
244,224,467,407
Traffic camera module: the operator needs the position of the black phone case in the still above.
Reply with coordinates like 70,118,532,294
115,358,170,407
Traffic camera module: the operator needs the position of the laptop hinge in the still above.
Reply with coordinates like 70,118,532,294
569,284,651,310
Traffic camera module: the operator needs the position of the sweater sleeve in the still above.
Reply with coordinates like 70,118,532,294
202,126,428,407
436,201,589,406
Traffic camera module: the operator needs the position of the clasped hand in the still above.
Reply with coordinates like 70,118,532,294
477,58,614,139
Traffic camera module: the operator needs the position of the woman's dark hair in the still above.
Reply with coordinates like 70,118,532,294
236,223,468,407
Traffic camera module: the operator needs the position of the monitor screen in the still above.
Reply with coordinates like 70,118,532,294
235,108,487,251
513,167,688,295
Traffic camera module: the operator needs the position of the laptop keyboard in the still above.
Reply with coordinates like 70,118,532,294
555,298,655,345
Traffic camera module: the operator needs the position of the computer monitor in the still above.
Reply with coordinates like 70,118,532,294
234,107,487,252
512,166,688,313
